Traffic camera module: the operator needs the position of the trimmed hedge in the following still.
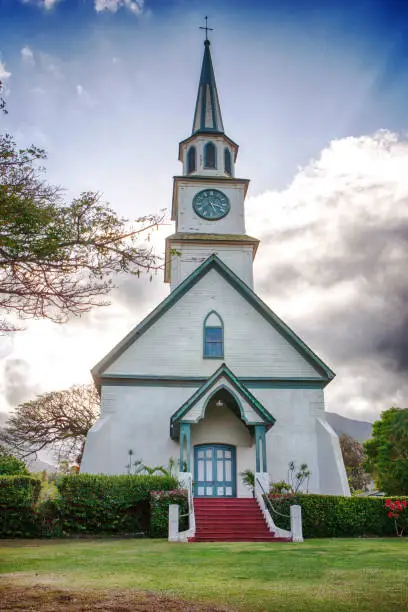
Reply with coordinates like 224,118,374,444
55,474,180,536
0,476,41,537
0,473,185,538
150,489,189,537
268,493,408,538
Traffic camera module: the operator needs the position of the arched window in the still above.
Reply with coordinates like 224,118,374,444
187,146,196,174
224,148,232,176
204,142,217,169
203,311,224,358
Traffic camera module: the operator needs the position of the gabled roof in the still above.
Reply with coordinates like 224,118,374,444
170,363,276,433
92,254,335,384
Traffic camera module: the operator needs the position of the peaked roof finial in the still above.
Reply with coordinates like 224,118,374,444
192,18,224,135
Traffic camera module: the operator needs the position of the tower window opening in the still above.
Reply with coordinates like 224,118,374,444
187,146,196,174
224,148,232,176
204,142,217,169
204,311,224,358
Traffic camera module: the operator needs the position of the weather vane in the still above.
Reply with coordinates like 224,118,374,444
199,16,213,42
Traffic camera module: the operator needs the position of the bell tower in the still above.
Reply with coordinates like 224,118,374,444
165,33,259,290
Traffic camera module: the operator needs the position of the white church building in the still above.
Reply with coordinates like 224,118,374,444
81,36,350,499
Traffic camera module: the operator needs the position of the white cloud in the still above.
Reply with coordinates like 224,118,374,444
76,83,96,107
21,46,35,65
94,0,144,15
0,61,11,81
22,0,61,9
247,130,408,420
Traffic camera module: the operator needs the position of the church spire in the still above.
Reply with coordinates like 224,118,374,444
192,36,224,135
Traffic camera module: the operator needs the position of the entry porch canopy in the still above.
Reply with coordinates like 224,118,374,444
170,363,276,473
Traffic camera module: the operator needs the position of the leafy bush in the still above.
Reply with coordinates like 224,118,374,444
150,490,189,537
0,475,41,537
55,473,180,536
267,493,408,537
0,449,29,476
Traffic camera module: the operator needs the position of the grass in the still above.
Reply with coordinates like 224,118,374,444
1,538,408,610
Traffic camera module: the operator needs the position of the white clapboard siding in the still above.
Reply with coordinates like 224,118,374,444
106,268,321,378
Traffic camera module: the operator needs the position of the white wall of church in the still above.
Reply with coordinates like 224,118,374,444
175,181,246,234
169,244,254,290
81,383,350,496
81,385,194,474
105,269,322,379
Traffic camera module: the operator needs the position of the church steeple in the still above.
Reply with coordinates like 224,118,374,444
166,32,257,291
192,39,224,135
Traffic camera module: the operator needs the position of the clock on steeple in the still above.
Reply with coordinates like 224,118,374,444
193,189,230,220
164,34,259,291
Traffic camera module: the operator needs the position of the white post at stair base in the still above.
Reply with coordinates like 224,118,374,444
290,505,303,543
168,504,179,542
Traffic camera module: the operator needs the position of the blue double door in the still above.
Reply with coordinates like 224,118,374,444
194,444,236,497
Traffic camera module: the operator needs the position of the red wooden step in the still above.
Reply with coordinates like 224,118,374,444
191,497,291,543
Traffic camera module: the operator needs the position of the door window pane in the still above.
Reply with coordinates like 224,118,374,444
217,460,223,481
198,460,204,481
206,487,213,496
206,449,212,458
226,487,232,496
225,461,232,481
217,487,223,496
206,460,212,481
198,487,204,496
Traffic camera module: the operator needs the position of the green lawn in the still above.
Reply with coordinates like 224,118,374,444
1,538,407,611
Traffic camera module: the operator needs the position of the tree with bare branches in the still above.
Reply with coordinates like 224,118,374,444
0,134,163,332
0,384,100,465
339,433,371,492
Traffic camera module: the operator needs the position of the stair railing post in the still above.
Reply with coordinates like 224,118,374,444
168,504,179,542
290,504,303,543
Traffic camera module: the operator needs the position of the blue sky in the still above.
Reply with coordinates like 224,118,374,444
1,0,408,425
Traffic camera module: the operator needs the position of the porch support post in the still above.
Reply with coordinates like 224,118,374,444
255,425,267,473
179,422,191,472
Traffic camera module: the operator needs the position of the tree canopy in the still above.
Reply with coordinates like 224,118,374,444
0,133,163,332
0,384,99,465
364,407,408,495
0,446,29,475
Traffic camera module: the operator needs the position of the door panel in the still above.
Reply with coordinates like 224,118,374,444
194,444,236,497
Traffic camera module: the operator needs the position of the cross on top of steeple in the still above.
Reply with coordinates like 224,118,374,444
199,16,214,43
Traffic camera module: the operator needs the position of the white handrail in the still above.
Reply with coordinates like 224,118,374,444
255,472,292,540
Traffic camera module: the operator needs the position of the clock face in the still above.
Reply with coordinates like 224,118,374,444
193,189,230,220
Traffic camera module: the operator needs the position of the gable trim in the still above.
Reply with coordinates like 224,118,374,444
99,375,329,389
92,254,335,383
170,363,276,429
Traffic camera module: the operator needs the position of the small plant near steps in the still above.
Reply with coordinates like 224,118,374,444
189,498,292,542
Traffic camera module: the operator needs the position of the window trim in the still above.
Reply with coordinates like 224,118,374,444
187,146,196,174
224,147,232,176
203,141,217,169
203,310,224,359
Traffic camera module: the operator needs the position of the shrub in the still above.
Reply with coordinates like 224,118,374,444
0,475,41,537
150,489,189,537
0,450,29,476
267,493,408,538
55,473,180,536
